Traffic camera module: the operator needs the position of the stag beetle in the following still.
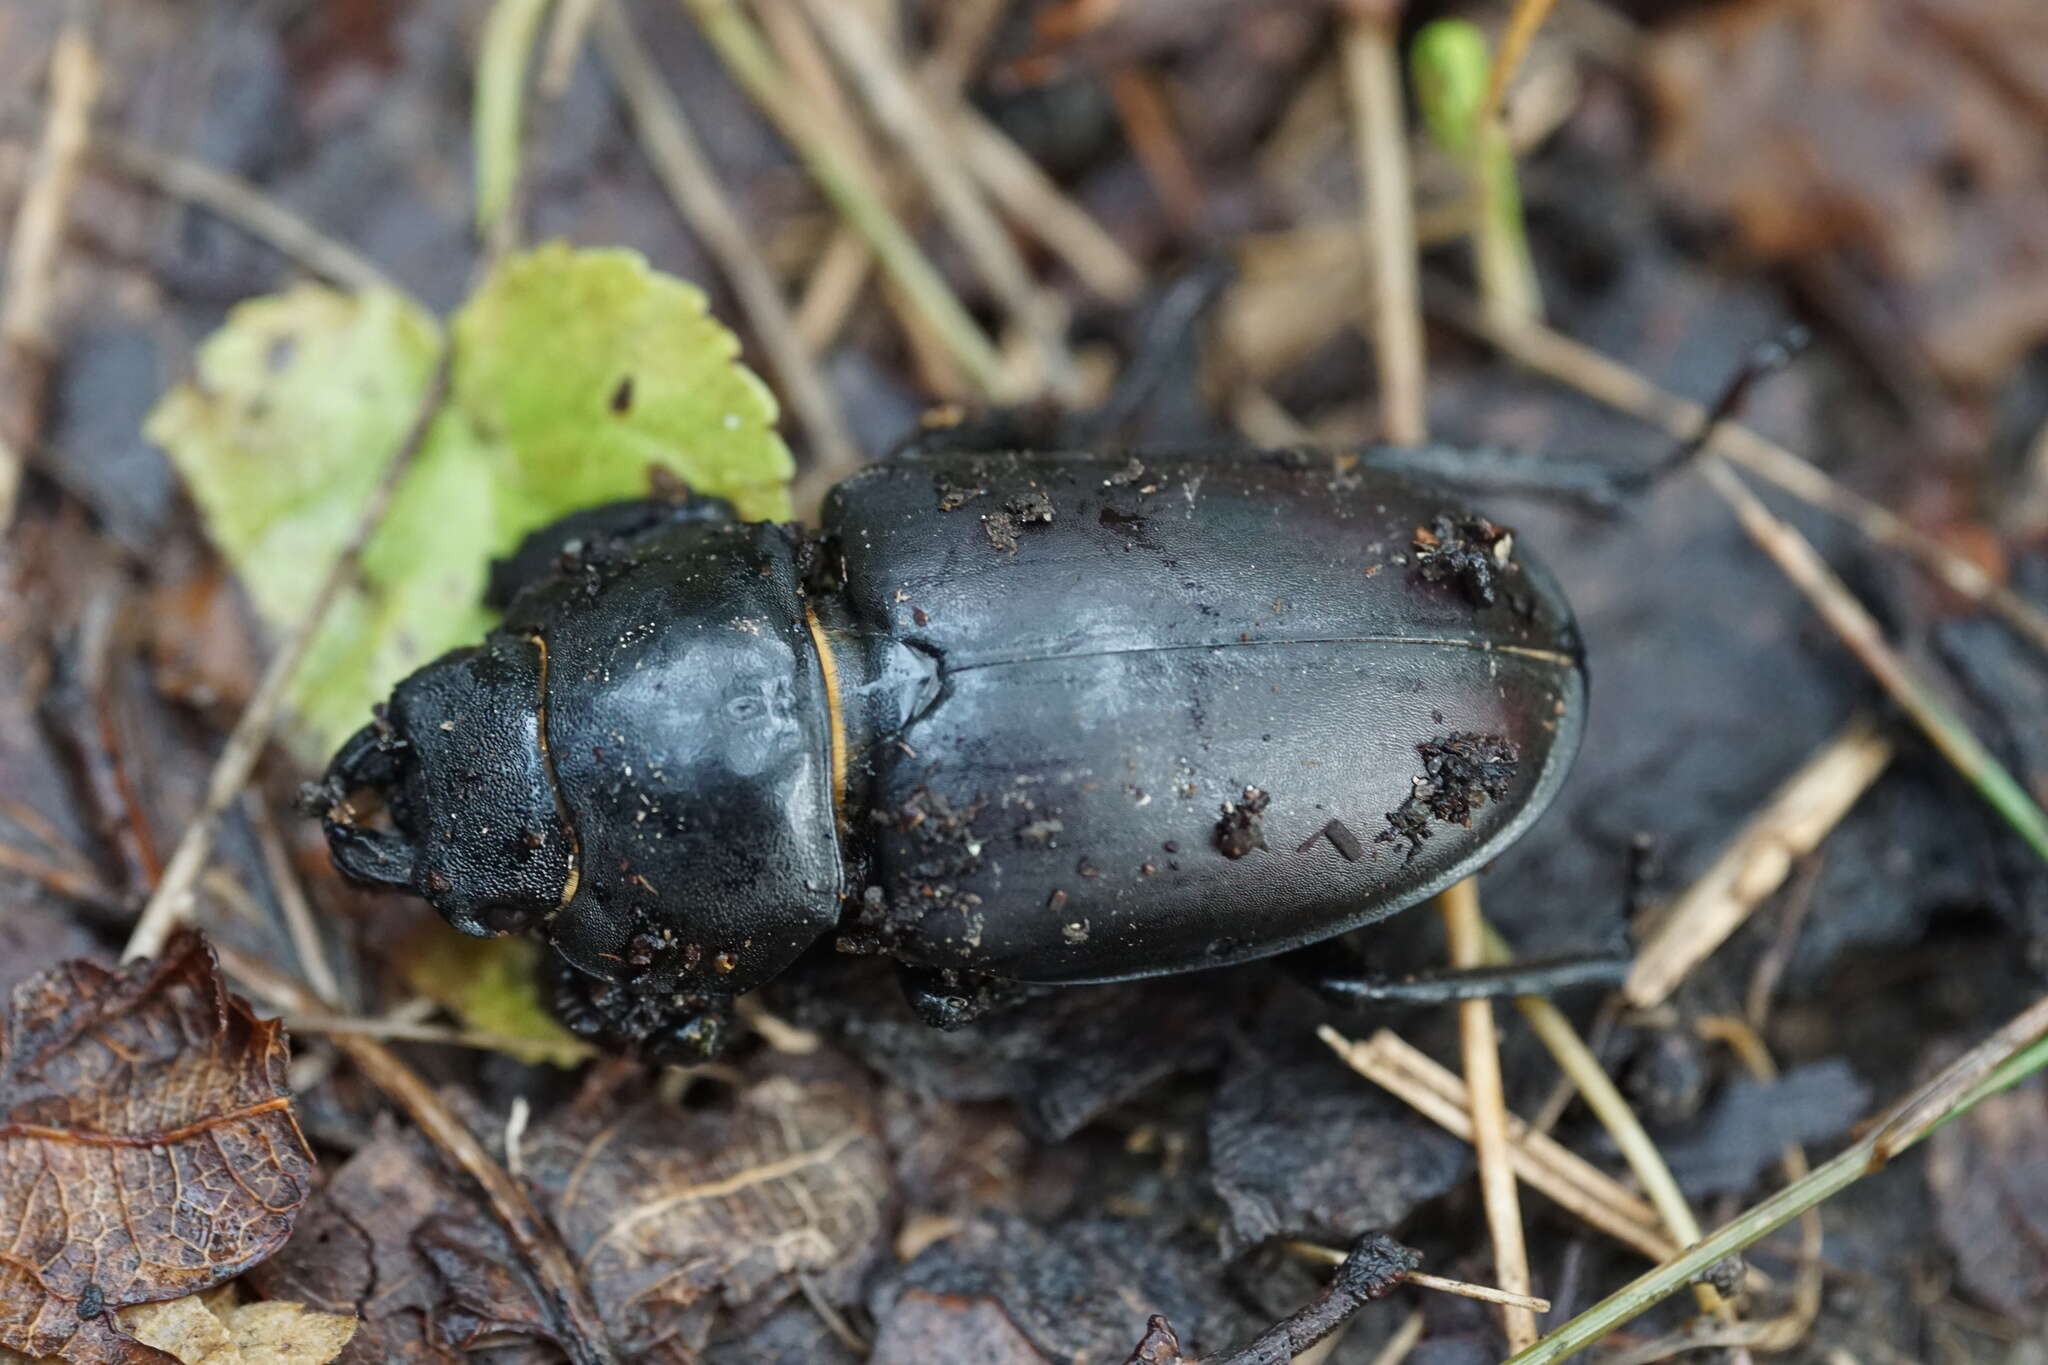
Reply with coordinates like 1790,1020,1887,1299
312,435,1605,1062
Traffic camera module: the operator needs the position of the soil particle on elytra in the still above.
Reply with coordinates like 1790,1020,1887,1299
982,490,1056,552
1214,787,1271,859
1379,732,1518,860
1411,513,1515,608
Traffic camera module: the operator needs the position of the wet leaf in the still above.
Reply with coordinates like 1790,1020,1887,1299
451,243,793,525
0,930,314,1365
524,1060,891,1359
148,245,793,761
394,922,583,1067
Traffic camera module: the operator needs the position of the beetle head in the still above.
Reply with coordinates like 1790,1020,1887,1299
316,634,576,937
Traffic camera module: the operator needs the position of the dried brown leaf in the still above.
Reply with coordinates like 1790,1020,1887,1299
525,1062,891,1359
0,931,314,1365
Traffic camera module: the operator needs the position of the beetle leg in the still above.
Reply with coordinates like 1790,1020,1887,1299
895,963,1032,1030
545,954,735,1063
1298,952,1629,1007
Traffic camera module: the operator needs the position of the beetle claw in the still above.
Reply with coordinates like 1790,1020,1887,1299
318,722,419,892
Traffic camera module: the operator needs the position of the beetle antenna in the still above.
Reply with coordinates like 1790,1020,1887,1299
1637,324,1811,486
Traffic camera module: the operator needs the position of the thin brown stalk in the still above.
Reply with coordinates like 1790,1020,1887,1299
1340,6,1427,445
1,18,100,527
247,793,345,1010
1107,66,1205,231
1480,0,1562,131
124,350,452,962
1439,880,1538,1349
94,135,392,292
797,0,1080,402
1627,717,1893,1008
1430,292,2048,656
594,1,862,504
1318,1025,1680,1262
0,839,126,913
288,1012,596,1065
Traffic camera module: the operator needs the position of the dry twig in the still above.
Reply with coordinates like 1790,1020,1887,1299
1439,881,1538,1349
1,19,100,528
1627,717,1893,1007
1341,4,1426,445
1319,1024,1680,1262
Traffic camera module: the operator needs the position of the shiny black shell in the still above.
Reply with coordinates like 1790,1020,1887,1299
821,450,1584,983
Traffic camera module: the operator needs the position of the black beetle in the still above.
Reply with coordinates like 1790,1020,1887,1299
314,441,1588,1061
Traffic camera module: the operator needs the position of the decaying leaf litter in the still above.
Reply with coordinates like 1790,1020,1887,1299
1,1,2046,1362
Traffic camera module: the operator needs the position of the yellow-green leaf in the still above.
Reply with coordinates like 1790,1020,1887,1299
148,246,796,761
398,921,588,1067
453,242,794,522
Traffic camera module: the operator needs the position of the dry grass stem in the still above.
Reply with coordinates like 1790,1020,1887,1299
539,0,603,96
684,0,1007,397
1698,459,2048,865
95,136,392,292
1695,1015,1824,1351
1481,0,1563,130
594,1,863,503
1627,717,1893,1007
1,20,100,527
1369,1308,1428,1365
1341,9,1427,445
1435,296,2048,656
1319,1024,1680,1260
123,351,453,961
798,0,1081,401
247,794,345,1010
1439,880,1539,1349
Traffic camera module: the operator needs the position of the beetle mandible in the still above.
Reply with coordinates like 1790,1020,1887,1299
314,438,1590,1061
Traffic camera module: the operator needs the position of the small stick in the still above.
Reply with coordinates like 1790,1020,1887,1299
1429,289,2048,657
1,17,100,527
0,838,126,913
1479,0,1562,132
94,136,392,292
1319,1024,1679,1260
1286,1245,1553,1312
284,1012,595,1065
247,793,345,1010
1438,880,1538,1349
1627,717,1892,1007
123,351,453,961
683,0,1007,398
1340,2,1427,445
593,1,862,502
1406,1270,1549,1312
